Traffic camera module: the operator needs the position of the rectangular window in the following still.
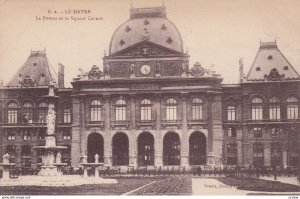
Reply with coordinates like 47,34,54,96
23,130,31,140
271,127,280,137
141,106,151,121
91,107,101,122
253,127,263,138
271,143,282,166
39,129,46,140
21,158,31,167
227,106,236,121
253,143,264,167
166,105,177,121
63,108,71,123
38,110,48,123
192,105,202,120
227,143,237,165
252,105,263,120
116,107,126,121
8,110,18,123
7,132,16,140
62,129,71,140
287,104,298,120
227,127,237,137
269,105,280,120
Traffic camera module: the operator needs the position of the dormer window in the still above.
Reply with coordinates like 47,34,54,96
256,67,261,71
283,66,289,70
268,55,273,60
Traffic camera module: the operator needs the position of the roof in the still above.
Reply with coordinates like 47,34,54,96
109,6,183,54
6,50,57,87
245,41,299,82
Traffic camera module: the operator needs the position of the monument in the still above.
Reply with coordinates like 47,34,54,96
35,82,67,176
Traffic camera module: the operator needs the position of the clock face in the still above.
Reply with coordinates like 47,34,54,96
140,64,151,75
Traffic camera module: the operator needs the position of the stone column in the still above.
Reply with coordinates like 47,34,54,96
103,95,112,167
71,96,81,168
264,143,271,167
180,93,189,167
282,142,288,169
79,94,86,156
154,93,163,167
206,93,215,165
129,94,137,167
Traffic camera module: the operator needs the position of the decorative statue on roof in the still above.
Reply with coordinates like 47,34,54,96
130,63,135,74
103,63,110,75
156,62,161,74
88,65,102,80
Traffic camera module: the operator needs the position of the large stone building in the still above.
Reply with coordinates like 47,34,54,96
0,6,299,171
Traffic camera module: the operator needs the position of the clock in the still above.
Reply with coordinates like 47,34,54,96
140,64,151,75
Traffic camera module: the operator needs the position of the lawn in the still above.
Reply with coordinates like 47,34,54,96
0,176,161,195
129,176,192,195
217,176,300,192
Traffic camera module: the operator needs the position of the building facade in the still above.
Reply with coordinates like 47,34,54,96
0,6,299,171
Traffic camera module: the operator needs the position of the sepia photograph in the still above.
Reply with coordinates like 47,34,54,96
0,0,300,197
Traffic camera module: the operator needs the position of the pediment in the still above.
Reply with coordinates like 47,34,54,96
107,40,185,58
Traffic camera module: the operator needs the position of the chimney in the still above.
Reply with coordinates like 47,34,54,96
239,58,244,83
58,63,65,88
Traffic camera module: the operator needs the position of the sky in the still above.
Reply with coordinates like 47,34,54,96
0,0,300,87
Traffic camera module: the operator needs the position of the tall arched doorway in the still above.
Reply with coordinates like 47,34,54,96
138,132,154,166
163,132,180,165
112,132,129,165
189,131,206,165
87,133,104,163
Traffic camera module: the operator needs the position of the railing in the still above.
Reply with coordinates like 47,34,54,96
136,120,155,128
161,120,182,129
246,119,300,124
111,120,130,128
85,121,105,129
0,122,47,127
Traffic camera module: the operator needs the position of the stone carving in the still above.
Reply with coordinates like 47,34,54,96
156,62,161,74
56,152,61,164
161,61,182,76
109,62,130,78
142,28,150,40
264,68,285,81
82,154,88,163
103,63,110,75
46,104,56,135
115,43,177,57
3,153,10,164
130,63,135,74
21,75,36,87
88,65,103,80
94,154,99,163
191,62,205,77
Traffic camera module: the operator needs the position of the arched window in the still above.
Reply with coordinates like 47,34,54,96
141,99,151,121
62,102,72,123
7,102,18,123
269,97,280,120
251,97,263,120
90,100,101,122
22,102,33,123
166,98,177,121
287,97,298,120
38,101,48,123
192,98,203,120
115,99,126,121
